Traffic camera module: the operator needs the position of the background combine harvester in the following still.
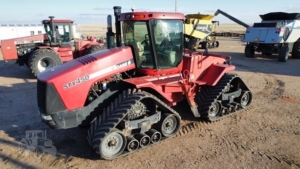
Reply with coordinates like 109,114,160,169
184,9,252,51
184,14,220,50
37,6,252,160
1,16,104,76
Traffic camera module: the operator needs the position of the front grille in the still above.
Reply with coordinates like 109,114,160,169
37,80,66,115
37,80,47,113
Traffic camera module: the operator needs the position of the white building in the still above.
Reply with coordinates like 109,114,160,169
0,24,45,46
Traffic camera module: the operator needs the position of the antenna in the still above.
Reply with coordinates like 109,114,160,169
175,0,177,12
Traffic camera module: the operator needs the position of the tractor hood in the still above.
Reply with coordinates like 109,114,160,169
1,34,46,60
37,46,135,110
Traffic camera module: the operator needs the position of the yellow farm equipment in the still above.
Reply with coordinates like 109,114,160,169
184,14,219,50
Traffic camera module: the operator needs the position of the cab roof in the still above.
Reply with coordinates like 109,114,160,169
120,12,185,21
42,19,74,24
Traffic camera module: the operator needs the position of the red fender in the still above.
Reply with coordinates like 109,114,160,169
196,63,235,86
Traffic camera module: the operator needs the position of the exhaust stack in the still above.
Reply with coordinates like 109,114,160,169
49,16,57,43
113,6,122,47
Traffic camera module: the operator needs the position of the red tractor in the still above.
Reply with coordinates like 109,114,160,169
37,7,252,160
1,16,104,76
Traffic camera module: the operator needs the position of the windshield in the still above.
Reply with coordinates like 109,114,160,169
44,23,71,42
123,21,153,68
151,20,183,69
122,20,183,69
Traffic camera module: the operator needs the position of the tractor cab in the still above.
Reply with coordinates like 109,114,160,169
42,16,78,46
119,11,185,75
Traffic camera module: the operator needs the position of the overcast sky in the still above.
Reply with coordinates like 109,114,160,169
0,0,299,24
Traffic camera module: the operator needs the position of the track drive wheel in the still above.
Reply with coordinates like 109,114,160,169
84,45,104,55
244,44,255,58
156,113,180,137
291,38,300,59
28,49,62,76
98,130,126,160
278,46,289,62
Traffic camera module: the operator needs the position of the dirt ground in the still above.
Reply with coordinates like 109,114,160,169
0,37,299,169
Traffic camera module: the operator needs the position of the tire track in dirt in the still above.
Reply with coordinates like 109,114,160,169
185,130,300,168
235,142,300,168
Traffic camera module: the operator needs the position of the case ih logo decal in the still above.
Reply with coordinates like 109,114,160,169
64,75,90,90
116,60,132,68
88,59,134,80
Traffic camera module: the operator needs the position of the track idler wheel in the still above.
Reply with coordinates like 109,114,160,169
146,129,161,143
208,101,222,118
126,136,139,152
135,133,150,148
239,91,252,108
156,113,180,137
100,130,126,159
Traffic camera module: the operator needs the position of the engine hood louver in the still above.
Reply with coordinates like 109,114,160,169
76,55,97,65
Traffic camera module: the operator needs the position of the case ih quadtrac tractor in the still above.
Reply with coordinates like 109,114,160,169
1,16,104,76
243,12,300,62
37,6,252,160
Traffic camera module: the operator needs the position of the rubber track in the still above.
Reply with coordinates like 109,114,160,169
87,89,181,160
196,74,251,122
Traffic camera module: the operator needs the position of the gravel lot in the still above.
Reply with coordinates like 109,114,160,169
0,37,299,169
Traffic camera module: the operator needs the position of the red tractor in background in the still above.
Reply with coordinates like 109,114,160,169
37,7,252,160
1,16,104,76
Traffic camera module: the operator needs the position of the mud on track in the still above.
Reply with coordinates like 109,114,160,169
0,37,299,169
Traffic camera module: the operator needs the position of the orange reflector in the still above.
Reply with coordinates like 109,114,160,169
133,14,145,18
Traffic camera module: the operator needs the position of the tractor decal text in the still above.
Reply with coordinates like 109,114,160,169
115,60,132,69
88,59,134,80
64,75,90,90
